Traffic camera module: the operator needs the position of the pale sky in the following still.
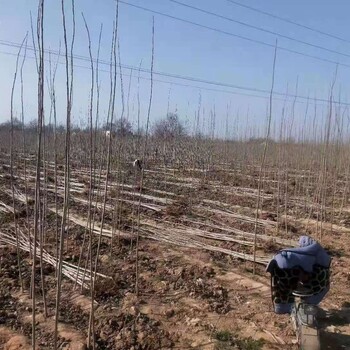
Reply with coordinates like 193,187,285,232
1,0,350,138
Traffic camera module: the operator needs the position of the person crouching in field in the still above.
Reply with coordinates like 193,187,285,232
266,236,331,314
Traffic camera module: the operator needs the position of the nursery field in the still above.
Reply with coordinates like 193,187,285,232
0,140,350,350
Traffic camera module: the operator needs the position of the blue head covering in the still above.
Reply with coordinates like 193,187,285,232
266,235,331,273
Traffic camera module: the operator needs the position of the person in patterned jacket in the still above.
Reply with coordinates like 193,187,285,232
266,236,331,314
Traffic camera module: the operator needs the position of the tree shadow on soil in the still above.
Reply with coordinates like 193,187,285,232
319,306,350,350
320,332,350,349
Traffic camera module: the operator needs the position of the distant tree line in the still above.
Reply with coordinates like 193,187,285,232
0,112,187,139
